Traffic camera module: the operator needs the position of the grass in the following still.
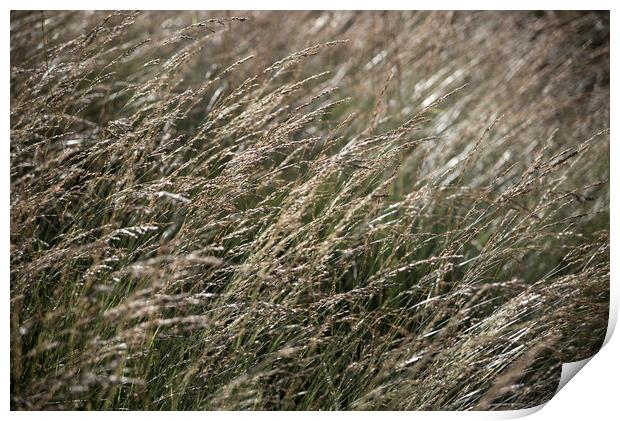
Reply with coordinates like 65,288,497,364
10,10,609,410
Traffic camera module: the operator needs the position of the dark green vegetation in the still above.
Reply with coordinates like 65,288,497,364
10,11,609,410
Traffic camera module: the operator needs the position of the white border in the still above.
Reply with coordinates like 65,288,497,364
2,1,618,11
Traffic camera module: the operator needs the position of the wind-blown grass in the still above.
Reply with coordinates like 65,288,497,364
10,11,609,410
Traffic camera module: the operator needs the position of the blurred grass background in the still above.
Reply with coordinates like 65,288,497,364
10,11,609,410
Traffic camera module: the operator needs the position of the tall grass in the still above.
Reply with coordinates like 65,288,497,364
10,11,609,410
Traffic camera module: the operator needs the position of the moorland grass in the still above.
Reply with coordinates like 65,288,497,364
10,11,609,410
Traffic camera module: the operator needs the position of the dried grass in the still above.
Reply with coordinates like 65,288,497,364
10,11,609,410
